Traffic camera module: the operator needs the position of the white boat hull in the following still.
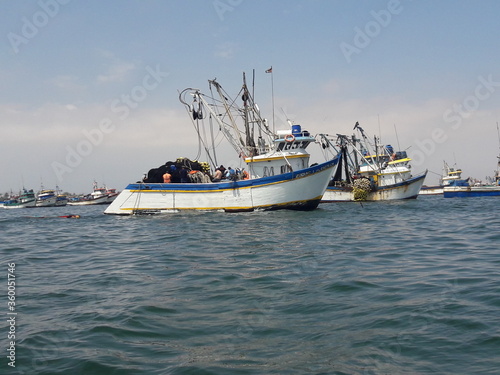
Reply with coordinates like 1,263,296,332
419,185,444,195
55,199,68,206
104,159,338,215
322,172,427,202
67,196,110,206
106,193,119,203
2,201,36,209
36,196,57,207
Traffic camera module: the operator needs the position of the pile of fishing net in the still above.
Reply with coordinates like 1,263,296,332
142,157,211,183
352,177,372,201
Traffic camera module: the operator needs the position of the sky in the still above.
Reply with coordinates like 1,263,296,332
1,0,500,194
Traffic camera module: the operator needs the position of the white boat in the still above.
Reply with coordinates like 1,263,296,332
54,186,68,206
1,189,36,209
36,189,57,207
55,194,68,206
320,123,427,202
68,182,115,206
105,74,340,215
105,188,119,203
419,161,463,195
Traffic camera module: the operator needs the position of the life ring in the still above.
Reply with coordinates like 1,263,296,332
284,134,295,143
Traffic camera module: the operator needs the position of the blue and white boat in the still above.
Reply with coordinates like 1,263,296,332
443,164,500,198
1,189,36,209
443,180,500,197
36,188,57,207
105,75,340,215
419,161,464,195
444,126,500,198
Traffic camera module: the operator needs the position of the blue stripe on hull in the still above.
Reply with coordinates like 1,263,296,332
444,190,500,198
125,157,339,193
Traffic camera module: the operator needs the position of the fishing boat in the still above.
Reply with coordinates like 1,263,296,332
104,74,340,215
1,189,36,209
419,161,463,195
105,188,119,203
55,194,68,206
68,181,114,206
443,163,500,198
36,189,57,207
444,125,500,198
54,186,68,206
319,122,427,202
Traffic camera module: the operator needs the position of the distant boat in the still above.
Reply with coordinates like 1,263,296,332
443,166,500,198
105,188,119,203
1,189,36,209
320,123,427,202
443,178,500,198
67,181,117,206
444,125,500,198
105,74,339,215
419,161,463,195
36,189,57,207
54,186,68,206
55,194,68,206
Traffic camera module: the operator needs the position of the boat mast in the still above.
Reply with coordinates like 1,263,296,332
242,73,257,156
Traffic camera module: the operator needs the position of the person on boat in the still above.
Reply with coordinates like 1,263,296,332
212,168,222,182
226,167,237,181
219,165,226,177
180,166,190,183
163,171,172,183
242,168,250,180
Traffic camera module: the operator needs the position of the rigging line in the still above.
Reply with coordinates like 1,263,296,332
497,122,500,153
427,169,442,176
394,124,401,152
194,115,218,167
209,114,218,168
195,120,202,161
203,84,245,156
179,90,213,166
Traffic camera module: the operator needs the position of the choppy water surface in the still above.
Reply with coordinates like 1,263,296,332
1,197,499,374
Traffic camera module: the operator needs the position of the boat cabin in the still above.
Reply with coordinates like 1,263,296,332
244,125,314,178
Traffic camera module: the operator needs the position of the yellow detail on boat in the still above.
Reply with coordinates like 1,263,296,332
245,154,307,163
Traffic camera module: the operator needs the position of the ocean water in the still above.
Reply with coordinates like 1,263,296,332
1,196,499,375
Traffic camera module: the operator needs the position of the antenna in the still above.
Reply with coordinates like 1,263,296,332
281,108,293,127
252,69,255,103
377,114,382,142
394,123,401,151
497,122,500,152
266,66,275,133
